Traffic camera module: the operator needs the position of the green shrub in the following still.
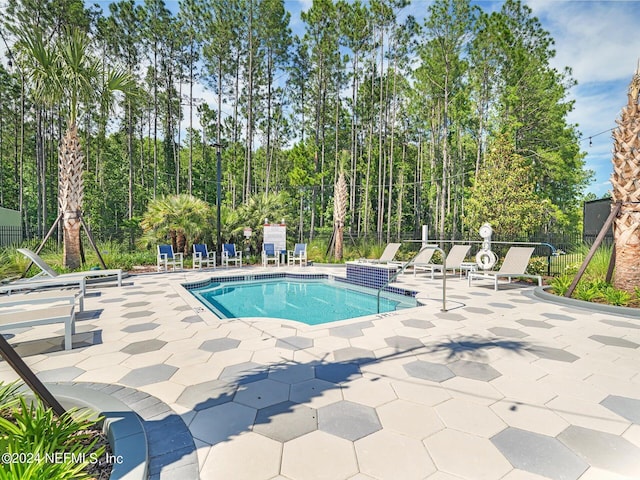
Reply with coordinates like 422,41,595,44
550,275,572,296
573,282,603,302
601,286,631,306
527,257,548,276
0,386,105,480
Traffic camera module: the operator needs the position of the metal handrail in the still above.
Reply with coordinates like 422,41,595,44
377,244,447,313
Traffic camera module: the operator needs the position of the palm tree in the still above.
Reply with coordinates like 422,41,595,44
330,151,348,260
140,194,212,255
611,65,640,292
17,28,135,269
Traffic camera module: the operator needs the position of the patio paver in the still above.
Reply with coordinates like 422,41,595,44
1,268,639,479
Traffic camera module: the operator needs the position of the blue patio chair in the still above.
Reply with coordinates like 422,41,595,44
193,243,216,269
222,243,243,268
288,243,307,266
262,243,280,267
157,244,183,272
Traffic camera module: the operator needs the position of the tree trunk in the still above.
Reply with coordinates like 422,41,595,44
59,123,84,270
611,70,640,292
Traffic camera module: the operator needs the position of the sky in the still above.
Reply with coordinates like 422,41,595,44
2,0,639,198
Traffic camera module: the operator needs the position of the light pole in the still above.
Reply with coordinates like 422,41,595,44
211,143,224,262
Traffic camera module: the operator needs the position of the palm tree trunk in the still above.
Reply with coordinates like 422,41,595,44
611,69,640,292
59,123,84,269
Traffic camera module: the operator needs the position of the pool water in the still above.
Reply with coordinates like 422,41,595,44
190,278,416,325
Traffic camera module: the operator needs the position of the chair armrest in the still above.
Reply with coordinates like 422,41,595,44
175,252,184,260
194,252,203,260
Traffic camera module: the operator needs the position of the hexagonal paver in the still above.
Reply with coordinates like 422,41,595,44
434,311,467,321
529,345,579,363
490,399,569,437
122,322,159,333
318,400,381,441
601,395,640,424
404,360,455,383
464,307,493,315
542,312,577,321
328,325,365,338
356,430,436,480
492,427,588,480
601,319,640,329
517,319,553,329
558,425,640,477
275,336,313,351
200,337,241,353
487,302,516,309
182,315,203,323
589,335,639,349
122,301,150,308
332,347,375,364
289,379,343,408
376,399,443,438
425,429,512,479
402,318,435,329
315,362,361,383
121,339,167,355
219,362,269,384
189,402,257,446
436,398,506,437
176,379,238,411
341,377,397,407
385,335,424,351
253,401,318,442
268,363,315,384
448,360,501,381
37,366,85,382
118,363,178,387
201,432,281,480
122,310,154,319
488,327,528,339
233,379,290,409
282,431,358,480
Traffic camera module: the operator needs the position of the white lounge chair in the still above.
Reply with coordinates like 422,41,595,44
157,244,183,272
414,245,471,279
288,243,307,266
388,248,436,277
468,246,542,290
17,248,123,286
222,243,242,268
0,290,83,312
364,243,401,264
262,243,280,267
193,244,216,269
0,304,76,350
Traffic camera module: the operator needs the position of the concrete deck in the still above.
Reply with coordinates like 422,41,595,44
1,265,639,480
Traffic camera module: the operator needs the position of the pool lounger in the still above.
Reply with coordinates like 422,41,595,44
0,290,84,312
0,304,76,350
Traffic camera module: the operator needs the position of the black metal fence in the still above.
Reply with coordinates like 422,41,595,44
9,222,614,276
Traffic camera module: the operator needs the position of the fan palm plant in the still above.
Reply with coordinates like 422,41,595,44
140,194,212,254
330,151,349,260
17,28,135,269
611,65,640,292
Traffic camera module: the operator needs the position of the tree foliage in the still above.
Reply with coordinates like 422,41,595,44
465,132,550,237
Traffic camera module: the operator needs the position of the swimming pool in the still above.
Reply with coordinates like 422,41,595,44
188,276,417,325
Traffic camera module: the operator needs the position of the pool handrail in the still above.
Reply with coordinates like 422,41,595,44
377,244,447,313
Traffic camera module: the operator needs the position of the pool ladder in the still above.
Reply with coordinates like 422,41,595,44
376,244,448,313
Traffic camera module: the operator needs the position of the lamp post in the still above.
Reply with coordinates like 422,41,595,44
211,143,224,262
